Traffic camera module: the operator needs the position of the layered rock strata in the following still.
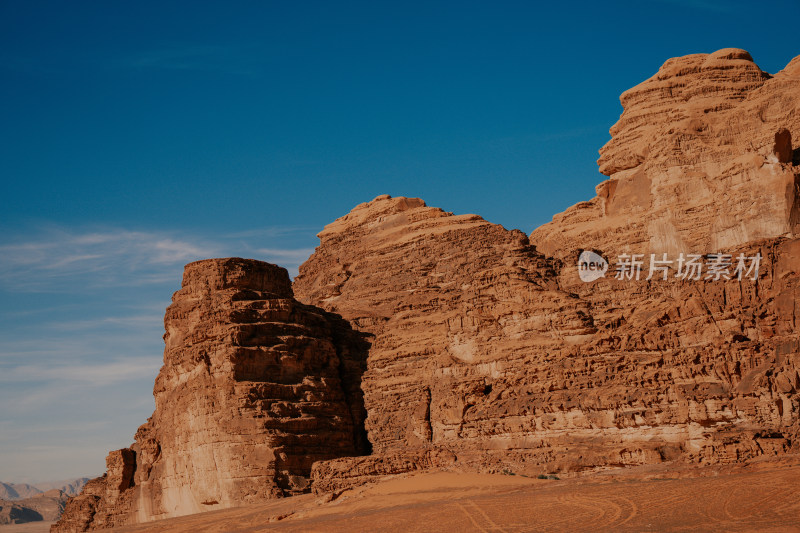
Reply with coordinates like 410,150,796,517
296,50,800,491
295,193,800,490
531,48,800,265
53,258,368,531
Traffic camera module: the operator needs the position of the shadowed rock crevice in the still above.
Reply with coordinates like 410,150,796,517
789,174,800,236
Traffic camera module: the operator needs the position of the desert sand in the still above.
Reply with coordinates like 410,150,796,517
0,523,54,533
106,458,800,532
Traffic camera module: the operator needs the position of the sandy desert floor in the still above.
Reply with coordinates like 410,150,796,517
98,457,800,532
0,522,53,532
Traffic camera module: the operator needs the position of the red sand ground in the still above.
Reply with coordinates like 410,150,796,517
102,457,800,532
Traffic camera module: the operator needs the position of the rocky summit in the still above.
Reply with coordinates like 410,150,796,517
532,48,800,264
54,48,800,530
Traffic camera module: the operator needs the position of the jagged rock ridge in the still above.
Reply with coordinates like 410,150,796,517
295,193,800,492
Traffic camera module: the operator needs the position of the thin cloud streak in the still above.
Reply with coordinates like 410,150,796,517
0,228,218,291
0,358,162,384
43,314,163,331
0,327,164,368
0,226,315,291
256,247,314,263
0,222,317,480
224,226,319,239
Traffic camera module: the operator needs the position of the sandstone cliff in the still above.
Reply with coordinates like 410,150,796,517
294,194,800,491
531,48,800,265
296,49,800,491
53,258,369,531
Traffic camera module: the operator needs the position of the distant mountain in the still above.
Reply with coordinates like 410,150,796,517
31,478,90,497
0,482,37,500
0,483,18,500
0,478,89,501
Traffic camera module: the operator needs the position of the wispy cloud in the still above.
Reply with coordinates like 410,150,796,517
0,327,162,416
0,357,161,385
0,222,319,480
224,226,320,239
0,228,219,292
255,247,314,265
44,313,162,331
0,226,314,292
0,330,162,367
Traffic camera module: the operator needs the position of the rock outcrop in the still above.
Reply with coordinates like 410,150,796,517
531,48,800,265
294,194,800,489
296,50,800,491
53,258,369,531
293,196,595,473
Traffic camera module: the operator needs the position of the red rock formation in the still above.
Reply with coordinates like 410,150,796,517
532,48,800,263
55,48,800,522
295,51,800,492
293,190,799,491
294,195,595,455
53,258,369,531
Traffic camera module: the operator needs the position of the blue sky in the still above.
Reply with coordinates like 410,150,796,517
1,0,798,482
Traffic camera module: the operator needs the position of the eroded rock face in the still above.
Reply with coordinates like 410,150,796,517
297,196,800,491
532,48,800,263
294,51,800,493
294,196,596,452
53,258,369,531
293,195,604,474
